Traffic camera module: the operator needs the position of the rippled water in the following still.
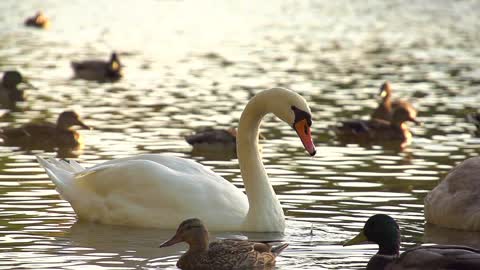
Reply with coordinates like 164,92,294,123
1,0,480,269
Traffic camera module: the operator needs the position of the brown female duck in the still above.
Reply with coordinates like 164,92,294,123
0,111,90,149
159,218,288,270
71,52,122,81
336,103,419,145
371,81,415,122
24,11,51,29
344,214,480,270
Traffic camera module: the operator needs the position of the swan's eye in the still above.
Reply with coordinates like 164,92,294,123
291,106,312,128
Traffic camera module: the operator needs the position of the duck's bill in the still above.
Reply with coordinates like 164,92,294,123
294,119,316,156
380,89,387,98
21,79,37,90
76,120,91,130
411,118,422,126
343,229,368,246
159,234,182,248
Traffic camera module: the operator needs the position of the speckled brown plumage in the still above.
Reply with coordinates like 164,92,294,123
159,218,288,270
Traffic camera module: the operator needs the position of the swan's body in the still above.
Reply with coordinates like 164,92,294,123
425,157,480,231
37,88,316,232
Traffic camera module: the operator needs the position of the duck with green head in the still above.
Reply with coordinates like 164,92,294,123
71,52,122,81
344,214,480,270
159,218,288,270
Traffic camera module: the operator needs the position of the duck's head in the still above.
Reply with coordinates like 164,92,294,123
34,11,50,28
159,218,209,249
2,71,23,89
107,52,122,77
261,88,315,156
57,111,90,130
391,103,419,126
379,81,392,99
343,214,401,255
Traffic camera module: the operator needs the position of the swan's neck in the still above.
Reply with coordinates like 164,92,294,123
237,94,285,232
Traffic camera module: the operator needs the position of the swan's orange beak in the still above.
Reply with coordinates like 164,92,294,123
159,233,183,248
294,119,316,156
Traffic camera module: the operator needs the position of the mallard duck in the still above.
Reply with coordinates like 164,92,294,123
344,214,480,270
371,81,415,122
24,11,51,29
425,157,480,231
0,111,90,149
159,218,288,270
0,71,32,109
36,88,316,231
336,102,419,145
71,52,122,81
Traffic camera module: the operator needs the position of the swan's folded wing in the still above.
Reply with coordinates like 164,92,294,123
71,158,248,228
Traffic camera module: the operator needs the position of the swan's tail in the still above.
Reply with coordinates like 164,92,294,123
36,156,85,196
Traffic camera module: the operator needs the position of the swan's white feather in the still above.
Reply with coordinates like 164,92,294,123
37,154,248,230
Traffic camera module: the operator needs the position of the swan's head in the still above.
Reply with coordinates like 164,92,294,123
264,88,316,156
159,218,209,249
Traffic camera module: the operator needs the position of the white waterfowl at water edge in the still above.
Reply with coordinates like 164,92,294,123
37,87,316,232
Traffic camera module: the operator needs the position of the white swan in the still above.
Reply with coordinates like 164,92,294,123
37,87,316,232
424,157,480,231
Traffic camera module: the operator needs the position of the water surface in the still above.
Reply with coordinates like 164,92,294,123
1,0,480,269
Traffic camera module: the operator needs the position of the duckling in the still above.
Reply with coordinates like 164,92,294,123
24,11,51,29
371,81,416,122
0,71,31,109
159,218,288,270
0,111,90,149
344,214,480,270
336,102,419,145
71,52,122,81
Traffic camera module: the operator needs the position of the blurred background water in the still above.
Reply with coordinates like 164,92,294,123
0,0,480,269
